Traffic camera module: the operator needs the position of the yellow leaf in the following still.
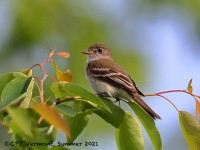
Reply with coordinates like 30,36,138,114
187,79,193,94
33,102,70,137
54,52,70,58
196,100,200,121
52,61,73,82
64,69,73,82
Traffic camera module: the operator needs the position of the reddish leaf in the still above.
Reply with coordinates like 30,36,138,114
33,102,70,137
187,79,193,94
196,100,200,120
54,52,70,58
52,61,73,82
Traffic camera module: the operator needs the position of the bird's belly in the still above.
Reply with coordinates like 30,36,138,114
88,78,132,101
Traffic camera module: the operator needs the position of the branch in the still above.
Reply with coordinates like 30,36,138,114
29,50,54,103
145,89,200,118
145,89,200,100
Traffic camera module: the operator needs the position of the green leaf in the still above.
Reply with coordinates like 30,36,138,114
187,79,193,94
95,98,125,128
64,112,90,143
17,69,32,77
55,104,78,116
7,107,33,137
115,130,121,150
12,72,27,78
38,125,58,143
20,78,34,108
0,73,15,95
179,111,200,150
51,82,109,111
12,133,26,150
0,76,32,110
12,132,49,150
115,111,144,150
128,101,162,150
13,127,56,148
0,72,27,96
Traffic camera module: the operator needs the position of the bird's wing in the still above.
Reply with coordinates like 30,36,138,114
129,76,145,97
87,59,137,94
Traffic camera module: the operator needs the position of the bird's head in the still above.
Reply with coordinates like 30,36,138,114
82,43,112,62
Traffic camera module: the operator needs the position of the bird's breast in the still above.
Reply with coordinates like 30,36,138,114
87,76,133,101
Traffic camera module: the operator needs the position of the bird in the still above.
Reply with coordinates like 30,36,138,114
82,43,161,120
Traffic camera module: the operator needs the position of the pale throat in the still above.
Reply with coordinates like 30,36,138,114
87,55,113,63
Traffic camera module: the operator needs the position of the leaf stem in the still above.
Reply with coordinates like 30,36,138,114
145,89,200,113
29,52,53,104
157,94,179,112
145,89,200,99
53,96,80,105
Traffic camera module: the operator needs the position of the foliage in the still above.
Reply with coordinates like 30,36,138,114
179,111,200,150
0,50,199,150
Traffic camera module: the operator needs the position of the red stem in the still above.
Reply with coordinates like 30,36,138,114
29,56,52,104
146,89,200,99
145,89,200,113
157,94,179,112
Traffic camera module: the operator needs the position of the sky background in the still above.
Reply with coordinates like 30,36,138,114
0,1,200,150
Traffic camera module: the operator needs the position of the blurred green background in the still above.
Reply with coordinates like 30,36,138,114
1,0,200,150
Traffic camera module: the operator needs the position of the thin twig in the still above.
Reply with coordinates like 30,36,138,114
53,96,79,105
157,94,179,112
29,55,53,104
144,89,200,112
145,89,200,99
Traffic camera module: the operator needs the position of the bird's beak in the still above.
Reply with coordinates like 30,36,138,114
82,50,93,55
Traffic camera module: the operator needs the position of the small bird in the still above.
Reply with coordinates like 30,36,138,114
82,43,161,120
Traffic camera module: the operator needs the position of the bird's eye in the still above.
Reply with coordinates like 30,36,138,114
97,48,103,53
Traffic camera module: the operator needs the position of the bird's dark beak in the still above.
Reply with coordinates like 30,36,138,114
82,50,93,55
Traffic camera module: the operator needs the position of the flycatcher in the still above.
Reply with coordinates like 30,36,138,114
82,43,161,120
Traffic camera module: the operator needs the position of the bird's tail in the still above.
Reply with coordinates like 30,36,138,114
132,94,161,120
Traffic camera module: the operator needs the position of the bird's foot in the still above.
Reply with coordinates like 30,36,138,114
113,98,121,107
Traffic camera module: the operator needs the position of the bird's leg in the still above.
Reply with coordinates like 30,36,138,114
114,98,121,107
113,98,128,107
